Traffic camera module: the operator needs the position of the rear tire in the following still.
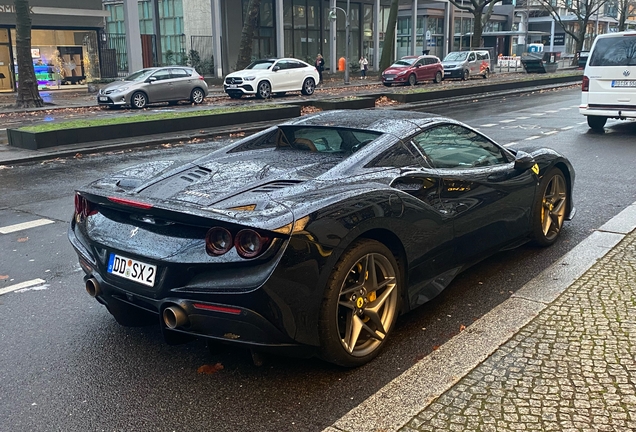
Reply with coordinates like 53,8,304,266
462,69,469,80
434,71,442,83
587,115,607,131
301,77,316,95
482,68,490,79
319,240,401,367
190,87,205,104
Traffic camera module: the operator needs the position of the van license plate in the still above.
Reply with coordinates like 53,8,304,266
612,80,636,87
107,253,156,287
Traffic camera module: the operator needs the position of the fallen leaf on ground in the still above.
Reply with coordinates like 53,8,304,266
459,324,466,332
432,345,440,350
0,275,8,280
197,363,224,375
17,237,28,243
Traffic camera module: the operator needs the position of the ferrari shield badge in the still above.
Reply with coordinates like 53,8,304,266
531,164,540,175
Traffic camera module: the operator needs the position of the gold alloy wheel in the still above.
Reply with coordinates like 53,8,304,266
336,253,398,357
541,173,567,241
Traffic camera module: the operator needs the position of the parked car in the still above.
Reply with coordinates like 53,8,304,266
97,67,209,109
224,58,319,99
382,55,443,86
580,31,636,131
69,110,575,367
442,50,492,80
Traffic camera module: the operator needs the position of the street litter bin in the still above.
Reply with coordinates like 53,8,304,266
521,51,560,74
577,51,590,69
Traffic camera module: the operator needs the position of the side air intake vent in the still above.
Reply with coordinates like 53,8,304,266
180,166,213,183
250,180,304,193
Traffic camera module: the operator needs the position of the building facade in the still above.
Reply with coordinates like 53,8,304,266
0,0,108,92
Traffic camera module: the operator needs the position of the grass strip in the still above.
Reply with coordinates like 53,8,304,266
20,104,281,133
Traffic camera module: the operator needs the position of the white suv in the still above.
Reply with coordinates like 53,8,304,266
580,31,636,130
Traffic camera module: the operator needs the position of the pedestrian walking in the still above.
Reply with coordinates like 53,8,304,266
359,56,368,79
315,54,325,85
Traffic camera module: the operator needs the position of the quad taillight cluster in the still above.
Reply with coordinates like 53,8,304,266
205,227,270,259
74,194,98,218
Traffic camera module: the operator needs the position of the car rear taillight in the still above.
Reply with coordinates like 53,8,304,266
199,75,205,80
235,229,269,258
582,75,589,92
107,196,153,209
74,193,98,218
205,227,233,256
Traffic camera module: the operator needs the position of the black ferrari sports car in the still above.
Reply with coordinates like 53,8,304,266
68,110,575,367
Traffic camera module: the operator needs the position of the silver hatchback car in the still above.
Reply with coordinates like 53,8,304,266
97,67,209,109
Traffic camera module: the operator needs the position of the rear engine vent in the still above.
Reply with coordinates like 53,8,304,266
250,180,304,193
180,166,213,183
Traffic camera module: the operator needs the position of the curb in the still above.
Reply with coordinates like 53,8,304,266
323,202,636,432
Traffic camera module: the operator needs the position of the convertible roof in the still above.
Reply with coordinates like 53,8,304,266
283,110,442,133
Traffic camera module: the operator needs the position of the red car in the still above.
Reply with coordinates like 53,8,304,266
382,55,444,86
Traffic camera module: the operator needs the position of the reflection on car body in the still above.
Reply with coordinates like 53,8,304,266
69,110,575,367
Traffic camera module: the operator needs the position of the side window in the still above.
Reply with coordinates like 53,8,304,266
367,142,422,168
152,69,171,81
411,124,509,169
468,53,476,62
289,61,304,69
170,68,189,78
276,61,289,70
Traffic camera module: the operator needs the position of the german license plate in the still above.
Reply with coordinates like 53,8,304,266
228,84,238,88
107,253,156,287
444,72,451,75
98,96,108,101
612,80,636,87
385,77,393,81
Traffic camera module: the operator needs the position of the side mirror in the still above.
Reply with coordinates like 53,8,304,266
513,150,536,171
146,76,157,83
272,66,280,72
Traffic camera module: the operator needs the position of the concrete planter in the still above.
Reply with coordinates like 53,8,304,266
8,105,301,150
387,74,582,104
311,97,377,110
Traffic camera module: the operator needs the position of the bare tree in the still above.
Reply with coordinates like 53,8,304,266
535,0,609,63
616,0,636,31
379,0,400,71
236,0,262,70
448,0,499,48
14,0,43,108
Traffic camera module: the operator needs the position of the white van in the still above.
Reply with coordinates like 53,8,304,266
580,31,636,130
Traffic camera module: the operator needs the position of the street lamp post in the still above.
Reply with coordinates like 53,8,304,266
329,0,351,85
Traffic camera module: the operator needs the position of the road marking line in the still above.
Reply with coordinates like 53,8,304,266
504,142,517,147
499,119,516,123
0,279,46,296
531,113,545,116
525,135,541,141
559,107,570,111
578,121,588,125
543,131,558,136
561,126,574,131
516,116,530,120
571,104,579,108
0,218,55,234
545,110,558,113
479,123,497,127
0,128,6,131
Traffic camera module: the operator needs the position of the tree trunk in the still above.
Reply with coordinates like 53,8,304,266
236,0,262,71
379,0,399,71
14,0,43,108
572,28,585,67
471,8,484,48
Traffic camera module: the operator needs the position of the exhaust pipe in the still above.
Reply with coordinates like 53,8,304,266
86,278,101,298
163,306,189,329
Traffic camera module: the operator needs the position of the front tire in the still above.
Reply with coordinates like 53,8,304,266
408,74,417,86
531,168,568,247
256,81,271,99
319,240,400,367
301,77,316,95
131,91,148,109
190,87,205,104
587,115,607,131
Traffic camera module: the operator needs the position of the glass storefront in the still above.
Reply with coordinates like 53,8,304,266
0,28,100,91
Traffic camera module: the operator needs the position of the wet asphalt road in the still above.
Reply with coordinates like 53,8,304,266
1,87,635,432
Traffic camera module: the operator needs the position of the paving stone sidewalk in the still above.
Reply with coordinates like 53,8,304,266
400,229,636,432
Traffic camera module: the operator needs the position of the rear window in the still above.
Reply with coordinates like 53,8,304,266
589,36,636,66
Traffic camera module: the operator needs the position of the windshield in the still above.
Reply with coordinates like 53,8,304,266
443,52,468,62
246,60,275,70
124,69,155,81
589,36,636,66
391,58,416,67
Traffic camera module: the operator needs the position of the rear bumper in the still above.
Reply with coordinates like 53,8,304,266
579,105,636,119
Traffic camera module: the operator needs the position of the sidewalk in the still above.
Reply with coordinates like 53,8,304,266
325,203,636,432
